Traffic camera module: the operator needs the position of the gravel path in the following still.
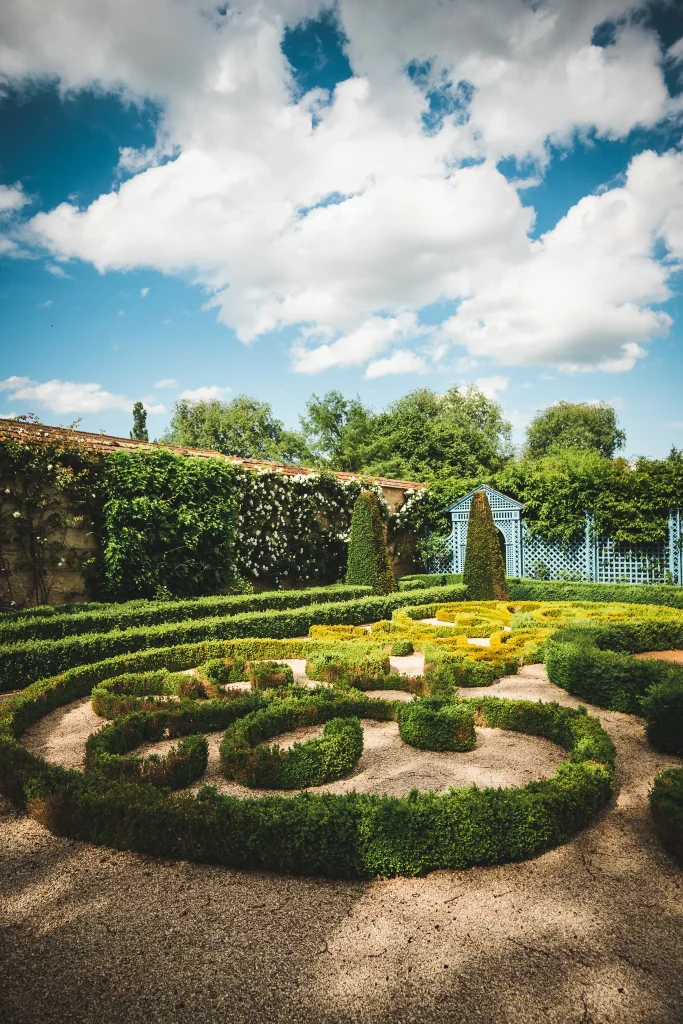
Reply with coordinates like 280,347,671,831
2,665,682,1024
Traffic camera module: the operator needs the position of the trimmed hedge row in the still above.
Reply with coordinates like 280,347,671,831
397,698,476,752
650,769,683,866
545,621,683,714
0,659,615,876
249,661,294,691
305,645,390,688
507,579,683,609
0,584,373,644
398,574,463,591
0,584,468,692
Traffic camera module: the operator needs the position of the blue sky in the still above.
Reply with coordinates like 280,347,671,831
1,0,682,457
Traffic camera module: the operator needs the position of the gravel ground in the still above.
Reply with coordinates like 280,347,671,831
2,665,682,1024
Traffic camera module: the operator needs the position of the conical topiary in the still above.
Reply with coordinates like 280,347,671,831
345,490,396,595
462,489,509,600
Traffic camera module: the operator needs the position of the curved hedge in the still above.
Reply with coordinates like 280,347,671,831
0,641,615,877
650,769,683,865
0,583,468,692
220,690,366,788
398,698,476,752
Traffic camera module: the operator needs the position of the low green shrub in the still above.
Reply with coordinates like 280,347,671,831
398,698,476,751
398,574,462,591
0,585,373,644
249,661,295,691
305,645,390,688
220,701,364,789
650,769,683,865
640,676,683,757
545,621,683,714
0,584,468,692
390,639,414,656
507,579,683,609
90,669,200,718
196,657,247,687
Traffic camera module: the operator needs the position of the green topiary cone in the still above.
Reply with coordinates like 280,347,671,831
462,489,509,600
345,490,396,595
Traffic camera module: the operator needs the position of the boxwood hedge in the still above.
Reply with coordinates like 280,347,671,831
0,584,468,692
650,768,683,866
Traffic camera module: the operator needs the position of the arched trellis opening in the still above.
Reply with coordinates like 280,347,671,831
431,485,683,585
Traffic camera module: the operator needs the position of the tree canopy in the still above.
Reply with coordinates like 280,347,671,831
162,395,309,463
524,401,626,460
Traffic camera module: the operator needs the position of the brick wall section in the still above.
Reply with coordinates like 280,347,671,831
0,420,424,604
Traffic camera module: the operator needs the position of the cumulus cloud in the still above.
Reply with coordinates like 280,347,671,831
0,183,27,214
472,375,509,400
154,377,178,388
0,376,164,415
440,149,683,371
178,385,232,402
365,350,429,378
2,0,682,375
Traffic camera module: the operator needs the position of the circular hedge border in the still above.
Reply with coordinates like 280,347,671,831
0,638,615,878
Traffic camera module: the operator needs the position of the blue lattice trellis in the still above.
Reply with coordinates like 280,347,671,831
428,485,683,586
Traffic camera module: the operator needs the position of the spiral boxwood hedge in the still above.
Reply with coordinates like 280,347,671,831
219,689,367,788
0,614,615,876
398,698,476,752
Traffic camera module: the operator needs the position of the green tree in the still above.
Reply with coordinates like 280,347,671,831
462,489,508,600
345,491,395,594
163,395,310,463
300,390,374,471
361,386,512,482
524,401,626,460
130,401,149,442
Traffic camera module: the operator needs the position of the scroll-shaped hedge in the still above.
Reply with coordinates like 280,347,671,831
220,707,364,789
0,647,615,878
398,698,476,752
85,713,209,789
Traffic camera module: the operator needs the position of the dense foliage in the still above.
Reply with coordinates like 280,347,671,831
650,769,683,866
462,490,508,600
130,402,149,442
345,490,395,595
96,449,239,601
397,698,476,752
524,401,626,460
162,394,309,463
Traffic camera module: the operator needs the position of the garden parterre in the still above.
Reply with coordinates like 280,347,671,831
1,589,681,876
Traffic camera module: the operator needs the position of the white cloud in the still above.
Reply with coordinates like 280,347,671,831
1,0,681,377
140,286,150,297
37,299,52,308
0,183,27,214
365,350,428,378
177,385,232,402
472,375,509,400
0,376,136,414
45,262,72,279
291,313,427,374
154,377,178,388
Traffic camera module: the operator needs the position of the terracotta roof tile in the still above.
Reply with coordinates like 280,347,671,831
0,419,425,492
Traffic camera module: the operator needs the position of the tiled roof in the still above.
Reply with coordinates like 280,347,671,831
0,419,425,491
